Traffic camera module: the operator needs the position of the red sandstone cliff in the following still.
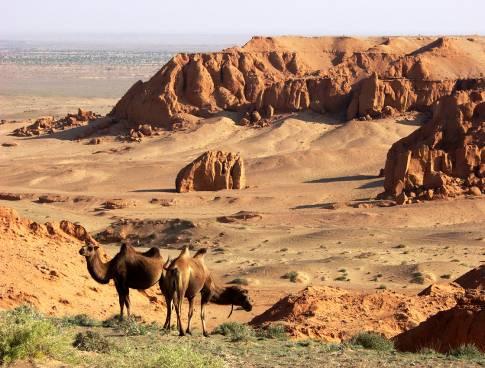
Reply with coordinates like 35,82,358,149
110,36,485,128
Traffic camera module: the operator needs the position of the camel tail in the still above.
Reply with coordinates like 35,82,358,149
169,268,181,299
193,248,208,258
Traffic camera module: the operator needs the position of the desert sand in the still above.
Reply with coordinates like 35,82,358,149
0,36,484,347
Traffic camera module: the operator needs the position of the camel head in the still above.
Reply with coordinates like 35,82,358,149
224,286,253,316
79,242,99,257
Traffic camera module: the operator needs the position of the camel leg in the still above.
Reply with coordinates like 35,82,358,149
201,290,210,337
174,291,185,336
186,297,195,335
125,289,131,319
201,302,209,337
115,281,126,320
163,295,172,330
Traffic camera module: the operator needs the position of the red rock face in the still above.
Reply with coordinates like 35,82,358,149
383,89,485,202
394,290,485,353
175,151,245,193
110,51,305,128
109,37,485,129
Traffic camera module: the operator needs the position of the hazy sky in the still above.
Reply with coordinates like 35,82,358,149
1,0,483,38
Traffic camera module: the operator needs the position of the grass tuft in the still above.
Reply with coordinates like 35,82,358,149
212,322,254,342
448,344,484,360
102,315,162,336
256,324,288,340
73,330,111,353
58,313,99,327
350,332,394,351
282,271,299,283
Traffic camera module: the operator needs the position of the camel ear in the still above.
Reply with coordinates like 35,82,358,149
94,245,99,250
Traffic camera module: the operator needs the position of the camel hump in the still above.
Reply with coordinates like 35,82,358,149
193,248,208,259
142,247,161,258
179,246,191,258
119,243,129,254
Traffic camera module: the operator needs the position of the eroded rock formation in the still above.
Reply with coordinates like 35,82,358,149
110,36,485,128
175,151,245,193
12,109,99,137
382,89,485,202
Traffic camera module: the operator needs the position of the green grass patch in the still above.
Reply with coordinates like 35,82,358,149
448,344,484,360
212,322,254,342
57,313,100,327
350,332,394,351
256,324,288,340
73,330,112,353
0,305,70,365
101,315,162,336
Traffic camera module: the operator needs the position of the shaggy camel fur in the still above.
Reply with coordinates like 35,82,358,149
162,247,252,336
79,242,164,319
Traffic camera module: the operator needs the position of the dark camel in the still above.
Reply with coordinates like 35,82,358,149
79,242,164,320
162,247,252,336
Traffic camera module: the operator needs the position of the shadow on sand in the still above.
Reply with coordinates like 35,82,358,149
131,189,177,193
305,174,379,184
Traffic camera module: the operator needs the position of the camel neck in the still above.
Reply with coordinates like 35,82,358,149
86,250,111,284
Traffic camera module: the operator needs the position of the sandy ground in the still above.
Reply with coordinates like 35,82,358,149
1,92,484,333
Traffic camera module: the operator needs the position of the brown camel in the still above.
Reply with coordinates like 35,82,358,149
79,241,164,320
162,247,252,336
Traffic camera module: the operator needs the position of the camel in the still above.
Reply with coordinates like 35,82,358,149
79,241,164,320
162,247,252,336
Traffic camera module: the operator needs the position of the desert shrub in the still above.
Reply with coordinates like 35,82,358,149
73,330,111,353
256,324,288,340
440,274,452,279
0,305,67,365
212,322,254,342
449,344,484,360
350,332,394,351
410,272,425,284
282,271,298,282
102,315,121,328
228,278,249,286
59,313,99,327
102,315,161,336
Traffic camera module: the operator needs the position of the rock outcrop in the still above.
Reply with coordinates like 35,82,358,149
12,109,99,137
110,51,305,128
110,36,485,128
382,89,485,202
394,290,485,353
175,151,245,193
250,285,459,342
